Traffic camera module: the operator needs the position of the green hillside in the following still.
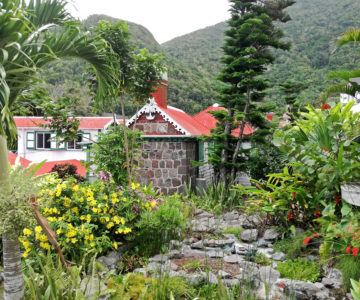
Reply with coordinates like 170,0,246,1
39,0,360,116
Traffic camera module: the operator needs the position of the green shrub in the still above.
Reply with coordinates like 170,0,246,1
254,253,272,266
273,232,312,259
222,227,244,240
133,194,187,256
276,258,320,282
336,255,360,291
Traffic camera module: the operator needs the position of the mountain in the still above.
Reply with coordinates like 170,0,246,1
39,0,360,117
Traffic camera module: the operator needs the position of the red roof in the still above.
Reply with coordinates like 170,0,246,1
36,159,86,177
193,104,255,136
8,152,31,168
159,106,210,136
14,117,115,129
8,153,86,177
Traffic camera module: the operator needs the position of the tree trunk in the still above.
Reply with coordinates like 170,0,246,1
230,86,251,182
0,135,24,300
219,109,234,188
119,94,131,184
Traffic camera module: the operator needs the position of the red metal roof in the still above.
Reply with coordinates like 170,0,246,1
8,152,31,168
14,117,115,129
193,104,255,136
158,106,211,136
8,153,86,177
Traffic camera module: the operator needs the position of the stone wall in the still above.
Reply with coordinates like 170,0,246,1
136,140,197,195
198,142,214,183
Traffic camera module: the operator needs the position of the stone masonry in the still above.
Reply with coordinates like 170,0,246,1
136,140,197,195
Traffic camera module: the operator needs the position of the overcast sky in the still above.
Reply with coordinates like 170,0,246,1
67,0,231,44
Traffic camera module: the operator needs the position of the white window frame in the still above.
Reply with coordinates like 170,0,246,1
36,132,52,150
67,133,84,150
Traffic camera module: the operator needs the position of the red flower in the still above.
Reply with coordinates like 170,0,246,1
352,248,359,257
346,246,351,254
334,194,341,206
315,211,321,218
292,192,297,198
321,104,331,110
279,282,285,288
312,234,320,238
320,147,329,152
346,225,351,232
287,211,292,221
303,237,311,246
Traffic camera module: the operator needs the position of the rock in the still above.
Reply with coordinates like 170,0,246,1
205,272,218,285
222,279,240,287
272,251,286,261
169,250,183,259
203,239,216,247
189,237,199,244
197,212,213,219
223,211,240,221
146,262,162,273
257,238,269,248
183,249,206,258
239,214,262,229
259,266,280,285
263,229,279,241
149,254,168,264
194,208,204,216
133,268,147,275
223,233,237,240
191,240,204,249
207,250,225,258
97,250,120,271
169,240,183,249
192,223,214,233
323,266,343,289
81,276,108,300
234,242,256,255
275,278,331,300
184,273,205,285
224,254,244,264
218,270,232,279
306,255,316,262
203,239,235,248
241,229,258,242
257,248,274,259
163,260,179,271
347,293,354,299
322,278,335,288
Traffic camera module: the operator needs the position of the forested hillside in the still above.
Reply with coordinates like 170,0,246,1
38,0,360,117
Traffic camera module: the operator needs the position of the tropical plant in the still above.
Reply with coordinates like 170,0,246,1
351,277,360,300
321,28,360,101
90,125,143,186
0,0,114,298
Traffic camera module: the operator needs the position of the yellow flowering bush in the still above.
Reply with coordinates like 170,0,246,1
20,177,165,261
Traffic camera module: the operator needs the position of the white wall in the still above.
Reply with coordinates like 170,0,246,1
17,128,99,163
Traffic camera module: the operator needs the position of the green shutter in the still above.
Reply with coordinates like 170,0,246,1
82,133,91,150
26,132,35,149
208,142,214,156
50,132,57,150
198,141,204,162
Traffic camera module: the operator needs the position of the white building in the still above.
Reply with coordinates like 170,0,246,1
14,116,116,163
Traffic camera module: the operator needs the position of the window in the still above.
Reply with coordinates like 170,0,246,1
67,134,83,150
36,132,51,149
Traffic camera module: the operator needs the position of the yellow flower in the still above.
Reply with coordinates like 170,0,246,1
113,242,118,249
103,195,108,200
89,234,94,241
23,252,29,258
56,228,62,235
40,242,50,250
90,200,97,206
86,214,91,223
72,185,79,192
23,228,32,236
111,193,117,198
122,198,127,202
39,234,48,242
90,242,95,247
107,222,114,229
124,228,132,234
35,226,42,233
66,230,77,238
92,208,98,213
71,238,78,244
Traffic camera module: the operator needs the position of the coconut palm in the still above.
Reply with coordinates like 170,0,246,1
0,0,114,299
320,28,360,102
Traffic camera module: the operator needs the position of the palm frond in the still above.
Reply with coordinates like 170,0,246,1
319,83,359,103
337,28,360,47
327,69,360,82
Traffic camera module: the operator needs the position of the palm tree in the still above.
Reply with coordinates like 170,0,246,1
320,28,360,102
0,1,114,299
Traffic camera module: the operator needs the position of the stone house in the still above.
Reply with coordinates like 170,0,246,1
127,78,255,194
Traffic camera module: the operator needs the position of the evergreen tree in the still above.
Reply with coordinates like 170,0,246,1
209,0,294,186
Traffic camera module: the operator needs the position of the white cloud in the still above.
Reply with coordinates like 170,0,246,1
67,0,230,43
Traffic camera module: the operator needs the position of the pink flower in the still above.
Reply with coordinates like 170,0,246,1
153,205,158,211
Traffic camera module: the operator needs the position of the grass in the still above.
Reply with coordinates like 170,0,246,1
273,232,312,259
222,227,244,240
276,258,320,283
336,255,360,291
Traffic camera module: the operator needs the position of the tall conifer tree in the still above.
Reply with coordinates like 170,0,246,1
209,0,295,186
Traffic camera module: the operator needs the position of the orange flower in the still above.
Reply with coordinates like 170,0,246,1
321,104,331,110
